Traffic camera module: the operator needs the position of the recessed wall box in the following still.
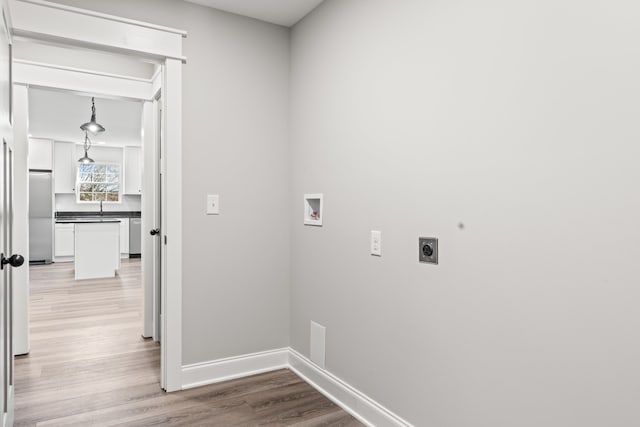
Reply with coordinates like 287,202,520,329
304,194,323,226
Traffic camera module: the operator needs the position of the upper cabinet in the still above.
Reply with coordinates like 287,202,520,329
53,142,76,194
29,139,53,170
124,146,142,195
52,142,141,196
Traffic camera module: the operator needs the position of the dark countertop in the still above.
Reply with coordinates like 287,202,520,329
56,211,141,219
56,219,122,224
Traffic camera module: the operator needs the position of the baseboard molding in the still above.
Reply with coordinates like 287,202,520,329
182,347,412,426
288,348,413,427
181,348,289,389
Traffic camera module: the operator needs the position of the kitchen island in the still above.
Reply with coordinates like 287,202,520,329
56,218,121,280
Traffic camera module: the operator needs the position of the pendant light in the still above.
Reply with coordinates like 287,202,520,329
78,132,95,163
80,97,106,134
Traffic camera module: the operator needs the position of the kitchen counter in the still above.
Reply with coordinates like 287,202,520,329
56,211,141,219
56,218,121,224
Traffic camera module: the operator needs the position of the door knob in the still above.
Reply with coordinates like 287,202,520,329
1,253,24,270
150,228,160,236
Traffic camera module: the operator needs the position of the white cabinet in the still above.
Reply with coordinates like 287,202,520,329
29,139,53,170
74,222,120,279
124,147,142,195
53,142,76,193
119,218,129,255
54,223,75,260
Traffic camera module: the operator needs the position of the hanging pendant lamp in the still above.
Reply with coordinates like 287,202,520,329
80,97,106,134
78,132,95,163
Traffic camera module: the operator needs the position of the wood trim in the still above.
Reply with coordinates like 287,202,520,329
182,348,290,390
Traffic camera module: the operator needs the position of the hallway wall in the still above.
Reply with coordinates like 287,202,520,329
289,0,640,425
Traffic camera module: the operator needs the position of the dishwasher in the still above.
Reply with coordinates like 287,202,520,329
129,217,142,258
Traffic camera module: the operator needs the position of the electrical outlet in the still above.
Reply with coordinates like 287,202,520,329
206,195,219,215
419,237,438,264
371,230,382,256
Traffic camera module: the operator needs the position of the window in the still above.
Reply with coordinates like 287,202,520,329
76,163,121,203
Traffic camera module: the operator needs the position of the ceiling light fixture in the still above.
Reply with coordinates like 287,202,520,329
78,132,95,163
80,97,105,134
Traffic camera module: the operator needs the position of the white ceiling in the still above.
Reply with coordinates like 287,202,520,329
184,0,324,27
29,89,143,147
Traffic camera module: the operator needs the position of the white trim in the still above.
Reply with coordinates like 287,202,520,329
13,60,154,101
9,0,187,62
161,59,183,392
182,348,290,390
14,59,153,83
288,348,413,427
13,0,187,36
150,66,162,84
181,348,413,427
141,101,154,339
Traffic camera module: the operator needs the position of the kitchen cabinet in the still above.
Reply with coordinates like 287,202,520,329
119,218,130,255
75,222,120,280
53,142,76,193
29,139,53,170
54,223,75,260
124,146,142,195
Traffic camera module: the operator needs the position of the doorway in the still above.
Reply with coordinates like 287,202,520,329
7,2,185,414
14,61,166,393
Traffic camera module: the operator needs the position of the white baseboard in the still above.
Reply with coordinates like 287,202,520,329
182,347,412,427
181,348,289,389
288,348,413,427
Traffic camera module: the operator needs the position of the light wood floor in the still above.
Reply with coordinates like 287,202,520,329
15,260,362,426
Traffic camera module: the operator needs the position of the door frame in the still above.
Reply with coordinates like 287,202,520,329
9,0,186,392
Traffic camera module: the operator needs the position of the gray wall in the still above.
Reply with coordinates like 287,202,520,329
49,0,291,364
290,0,640,426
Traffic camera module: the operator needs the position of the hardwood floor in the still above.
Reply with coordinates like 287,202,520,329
15,260,362,426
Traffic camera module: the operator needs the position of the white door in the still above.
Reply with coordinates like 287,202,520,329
141,94,162,347
154,96,163,345
0,140,23,427
0,2,21,424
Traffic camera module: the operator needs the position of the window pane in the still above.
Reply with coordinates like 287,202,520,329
77,163,122,203
79,164,93,174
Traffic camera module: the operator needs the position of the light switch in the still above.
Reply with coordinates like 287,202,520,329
371,230,382,256
206,195,219,215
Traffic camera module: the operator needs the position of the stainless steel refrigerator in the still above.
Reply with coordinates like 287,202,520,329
29,170,54,264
